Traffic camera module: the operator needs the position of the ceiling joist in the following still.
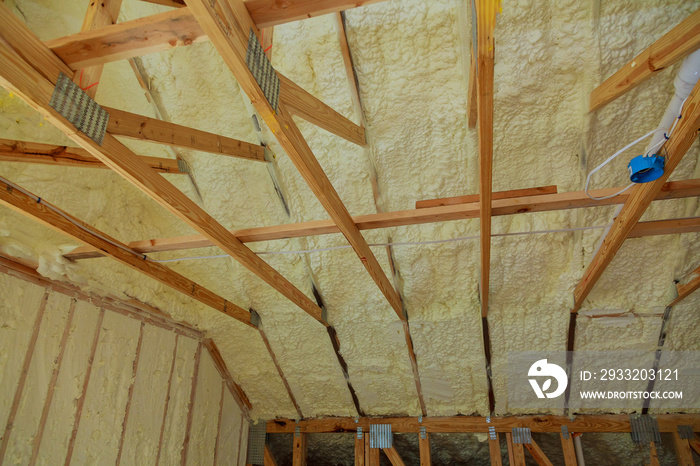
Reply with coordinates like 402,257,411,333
0,138,186,174
589,9,700,112
416,185,558,209
65,182,700,260
572,80,700,312
0,4,326,325
0,177,254,326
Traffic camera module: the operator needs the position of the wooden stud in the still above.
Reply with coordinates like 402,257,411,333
180,342,203,466
64,308,105,466
573,79,700,312
416,185,558,209
511,441,527,466
560,432,577,466
418,431,431,466
0,11,325,325
0,290,49,464
505,433,516,465
258,328,302,418
213,380,226,465
279,73,366,146
467,46,477,128
116,322,146,466
673,432,695,466
292,432,308,466
525,439,553,466
649,441,660,466
264,445,278,466
266,415,700,433
355,431,365,466
669,265,700,307
0,138,185,173
66,180,700,260
74,0,123,98
367,436,380,466
488,432,502,466
203,338,253,412
155,334,180,466
474,0,497,317
105,107,266,162
0,177,254,327
29,298,77,465
382,446,406,466
590,10,700,112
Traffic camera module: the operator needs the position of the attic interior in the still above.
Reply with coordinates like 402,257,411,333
0,0,699,464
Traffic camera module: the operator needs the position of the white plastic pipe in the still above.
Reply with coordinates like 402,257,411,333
646,49,700,155
574,434,586,466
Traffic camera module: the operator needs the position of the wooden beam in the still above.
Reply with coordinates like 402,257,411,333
367,436,379,466
467,46,477,128
0,177,254,327
75,0,123,98
382,446,406,466
0,138,185,174
141,0,186,7
669,265,700,307
292,432,308,466
525,439,553,466
279,73,366,146
105,107,266,162
65,181,700,261
203,338,253,412
505,433,516,466
419,431,431,466
560,432,577,466
261,27,273,61
673,431,695,466
186,0,403,321
266,415,700,434
573,79,700,313
335,12,363,124
0,9,326,325
649,441,660,466
403,321,426,416
245,0,386,29
355,431,364,466
416,185,558,209
474,0,497,317
264,445,278,466
488,432,502,466
590,10,700,112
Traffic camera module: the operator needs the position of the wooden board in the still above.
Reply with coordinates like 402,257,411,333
264,445,278,466
573,80,700,312
467,46,477,128
560,432,577,466
244,0,387,28
419,432,431,466
382,446,406,466
416,185,557,209
203,338,252,412
672,432,695,466
0,138,185,174
649,441,660,466
292,433,308,466
355,432,364,466
590,9,700,111
669,264,700,307
488,433,502,466
525,439,553,466
105,107,266,162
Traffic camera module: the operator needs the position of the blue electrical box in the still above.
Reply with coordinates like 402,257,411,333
628,155,665,183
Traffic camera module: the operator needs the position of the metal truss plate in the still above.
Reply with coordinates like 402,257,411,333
50,72,109,145
512,427,531,444
630,415,661,445
246,29,279,111
488,426,496,440
247,420,267,464
561,425,570,439
370,424,392,449
420,426,427,440
678,425,694,440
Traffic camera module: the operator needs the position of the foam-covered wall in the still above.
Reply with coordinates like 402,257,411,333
0,268,249,465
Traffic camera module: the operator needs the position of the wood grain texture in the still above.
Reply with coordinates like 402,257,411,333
0,177,253,326
669,264,700,307
672,432,695,466
355,432,365,466
292,433,308,466
264,445,278,466
649,441,660,466
0,138,185,173
525,439,553,466
573,80,700,312
0,12,324,324
382,446,406,466
488,433,502,466
560,432,577,466
66,181,700,260
266,414,700,433
105,107,266,161
419,431,431,466
75,0,123,97
245,0,387,28
506,433,516,466
467,47,477,128
510,440,526,466
416,185,558,209
590,9,700,111
279,73,366,146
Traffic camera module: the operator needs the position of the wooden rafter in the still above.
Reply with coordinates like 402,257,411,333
203,338,253,412
668,264,700,307
267,414,700,433
105,106,266,161
590,9,700,112
467,46,477,128
75,0,123,98
0,6,325,324
0,177,255,327
0,138,185,174
186,0,404,320
572,80,700,312
382,446,406,466
525,439,553,466
416,185,557,209
65,183,700,260
474,0,497,317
